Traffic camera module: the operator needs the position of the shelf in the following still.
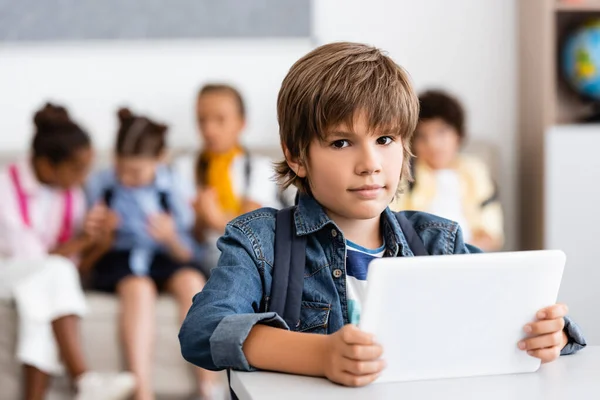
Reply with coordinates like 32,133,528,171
556,1,600,12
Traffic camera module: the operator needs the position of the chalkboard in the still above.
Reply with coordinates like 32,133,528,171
0,0,311,41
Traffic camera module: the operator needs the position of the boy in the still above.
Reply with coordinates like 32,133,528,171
179,42,585,387
393,90,503,251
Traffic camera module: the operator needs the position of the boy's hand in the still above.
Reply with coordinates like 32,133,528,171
519,304,569,363
148,213,178,245
322,324,385,387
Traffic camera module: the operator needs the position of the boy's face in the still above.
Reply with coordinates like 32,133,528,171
115,156,160,187
196,92,245,154
412,118,461,170
294,112,403,222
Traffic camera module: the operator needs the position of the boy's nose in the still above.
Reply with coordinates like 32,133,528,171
356,146,382,175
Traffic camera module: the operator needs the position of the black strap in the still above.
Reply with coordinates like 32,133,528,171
269,206,307,328
102,188,114,208
243,150,252,197
395,213,429,256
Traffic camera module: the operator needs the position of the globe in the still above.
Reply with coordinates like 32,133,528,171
562,20,600,101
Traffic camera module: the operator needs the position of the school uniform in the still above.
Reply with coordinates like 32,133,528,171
86,165,199,292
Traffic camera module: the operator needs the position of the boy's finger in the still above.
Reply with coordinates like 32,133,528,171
338,371,381,387
342,343,383,361
536,304,568,320
341,325,375,345
342,358,386,376
526,346,561,363
518,331,563,351
524,318,565,336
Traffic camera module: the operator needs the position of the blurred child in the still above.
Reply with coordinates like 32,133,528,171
0,103,135,400
173,84,288,271
392,90,504,251
85,108,222,400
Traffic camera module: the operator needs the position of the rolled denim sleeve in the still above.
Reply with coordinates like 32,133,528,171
560,316,587,356
179,222,287,371
210,313,288,370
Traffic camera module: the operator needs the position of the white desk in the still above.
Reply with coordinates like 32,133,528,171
231,346,599,400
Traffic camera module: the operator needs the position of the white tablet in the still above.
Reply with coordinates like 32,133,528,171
359,250,566,383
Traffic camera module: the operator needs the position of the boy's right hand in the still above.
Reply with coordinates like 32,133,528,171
322,324,385,387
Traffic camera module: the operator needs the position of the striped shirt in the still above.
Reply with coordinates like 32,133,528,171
345,240,385,325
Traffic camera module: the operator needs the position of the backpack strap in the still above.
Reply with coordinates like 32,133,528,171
102,188,114,208
158,191,171,213
56,190,73,244
242,149,252,197
394,212,429,256
9,164,32,227
269,206,307,328
10,164,73,243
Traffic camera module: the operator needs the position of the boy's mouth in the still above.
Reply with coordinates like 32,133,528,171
348,184,385,199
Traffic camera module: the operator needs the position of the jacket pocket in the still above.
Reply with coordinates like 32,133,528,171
298,301,331,334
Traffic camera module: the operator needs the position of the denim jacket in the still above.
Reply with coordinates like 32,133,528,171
179,194,586,371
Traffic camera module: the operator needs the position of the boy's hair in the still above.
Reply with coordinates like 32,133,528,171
32,103,91,164
115,108,168,157
275,42,419,194
418,90,465,139
197,84,246,119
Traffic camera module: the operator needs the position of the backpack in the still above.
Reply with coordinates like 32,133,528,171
227,206,428,399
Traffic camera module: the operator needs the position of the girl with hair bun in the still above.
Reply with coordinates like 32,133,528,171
0,103,135,400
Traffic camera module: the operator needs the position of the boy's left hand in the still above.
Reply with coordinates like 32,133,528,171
148,213,178,245
518,304,569,363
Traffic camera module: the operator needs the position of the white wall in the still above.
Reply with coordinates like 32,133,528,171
0,40,312,152
0,0,517,249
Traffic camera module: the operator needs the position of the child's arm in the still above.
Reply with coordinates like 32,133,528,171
244,324,384,387
50,235,93,258
179,224,384,386
148,213,192,263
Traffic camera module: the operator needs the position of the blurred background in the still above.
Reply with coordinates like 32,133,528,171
1,0,599,399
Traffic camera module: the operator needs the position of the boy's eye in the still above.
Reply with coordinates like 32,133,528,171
331,139,350,149
377,136,394,145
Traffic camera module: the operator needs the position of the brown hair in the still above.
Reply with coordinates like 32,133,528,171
32,103,91,164
115,108,168,157
197,84,245,118
417,90,466,140
274,42,420,194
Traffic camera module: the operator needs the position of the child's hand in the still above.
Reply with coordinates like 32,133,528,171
104,210,120,233
84,204,107,239
322,324,385,387
194,188,227,231
147,213,178,245
518,304,569,363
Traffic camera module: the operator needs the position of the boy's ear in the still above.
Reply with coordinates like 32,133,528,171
283,145,307,178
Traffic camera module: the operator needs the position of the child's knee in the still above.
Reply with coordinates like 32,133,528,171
176,268,206,289
45,255,79,281
117,275,157,297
